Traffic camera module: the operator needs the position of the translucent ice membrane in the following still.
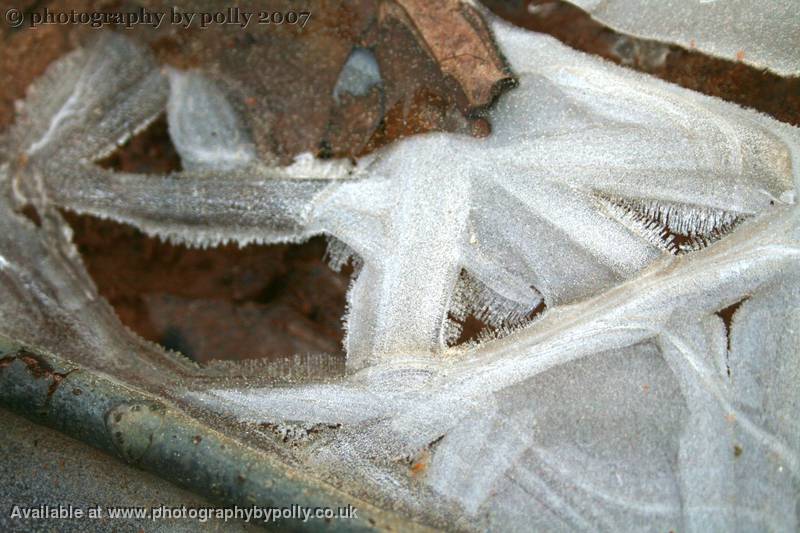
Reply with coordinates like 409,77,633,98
566,0,800,76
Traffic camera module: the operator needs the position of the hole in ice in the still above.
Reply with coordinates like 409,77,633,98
597,194,747,255
17,204,41,227
715,297,748,377
450,314,492,347
96,114,183,174
447,271,547,348
62,211,350,365
448,298,548,347
160,326,196,361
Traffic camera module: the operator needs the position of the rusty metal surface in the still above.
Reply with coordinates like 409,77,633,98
0,407,256,532
0,338,429,532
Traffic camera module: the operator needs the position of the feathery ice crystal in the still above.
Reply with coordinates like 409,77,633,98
0,12,798,532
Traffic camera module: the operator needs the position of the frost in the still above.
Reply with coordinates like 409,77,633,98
190,208,800,529
0,12,799,533
565,0,800,76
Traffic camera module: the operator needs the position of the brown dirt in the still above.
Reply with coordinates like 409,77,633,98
63,209,352,363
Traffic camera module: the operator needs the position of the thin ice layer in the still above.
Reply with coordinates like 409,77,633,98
13,33,167,165
332,48,382,101
167,70,257,171
566,0,800,76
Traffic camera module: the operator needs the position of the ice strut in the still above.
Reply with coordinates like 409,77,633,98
0,4,798,532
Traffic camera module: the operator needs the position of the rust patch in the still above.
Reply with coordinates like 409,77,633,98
409,457,428,476
390,0,514,112
0,350,74,399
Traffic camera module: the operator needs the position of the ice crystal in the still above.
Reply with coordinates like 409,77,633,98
0,10,799,533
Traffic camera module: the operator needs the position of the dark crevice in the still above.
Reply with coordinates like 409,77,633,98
61,211,350,365
528,298,547,319
452,314,490,346
449,293,547,347
96,114,183,174
484,0,800,126
18,204,42,227
666,223,742,256
596,193,745,255
715,297,748,377
160,326,197,362
254,274,291,305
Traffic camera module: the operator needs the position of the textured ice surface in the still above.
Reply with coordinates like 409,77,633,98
0,13,799,533
167,70,257,171
26,25,794,369
566,0,800,76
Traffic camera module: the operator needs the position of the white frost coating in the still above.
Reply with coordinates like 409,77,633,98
26,86,84,155
0,16,799,532
167,70,256,170
19,21,798,372
12,32,167,166
283,152,357,180
566,0,800,76
189,207,800,531
332,47,382,101
183,19,800,531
